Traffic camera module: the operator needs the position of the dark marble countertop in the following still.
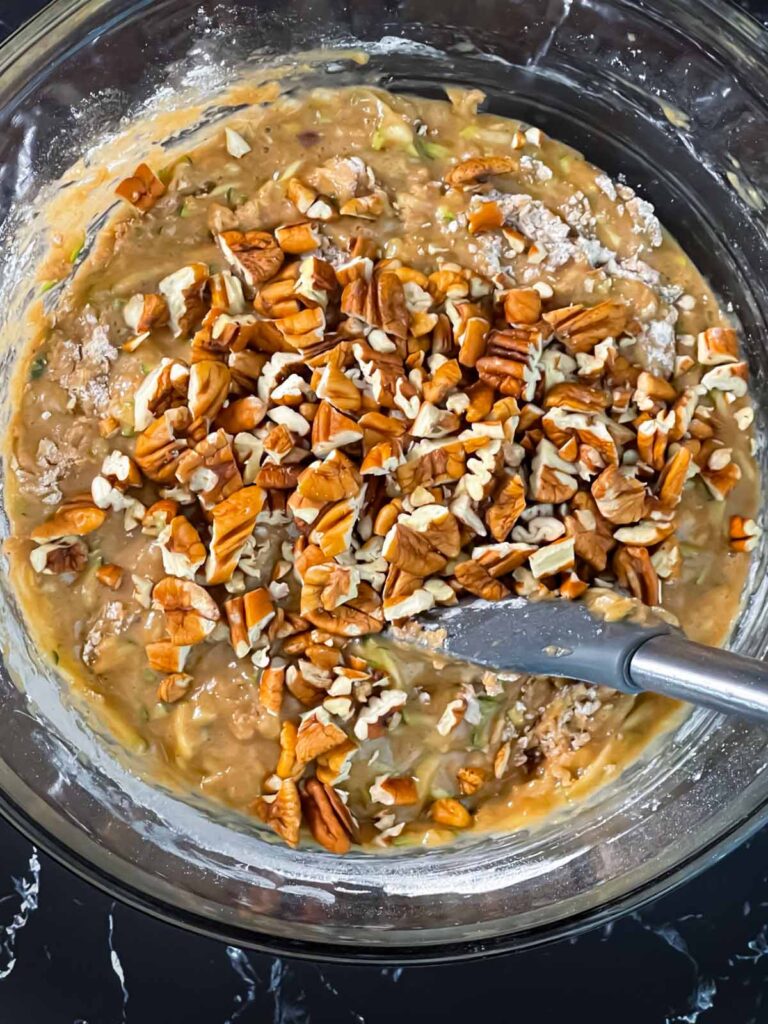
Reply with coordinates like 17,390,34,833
2,1,768,1020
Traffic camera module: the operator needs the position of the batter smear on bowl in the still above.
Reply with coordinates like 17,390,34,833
6,86,759,852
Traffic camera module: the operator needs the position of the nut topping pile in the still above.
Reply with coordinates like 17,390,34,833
12,87,759,852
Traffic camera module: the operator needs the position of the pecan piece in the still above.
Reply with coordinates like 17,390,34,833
176,428,243,510
158,263,208,337
430,798,472,828
188,360,231,438
158,515,206,579
656,446,692,509
591,465,646,525
152,577,220,645
275,221,321,255
124,292,169,334
295,709,348,766
115,162,165,211
445,155,517,188
259,662,285,715
216,230,285,290
30,495,106,542
503,287,542,326
224,588,275,658
729,515,761,553
146,640,189,674
206,485,266,585
96,563,124,590
302,777,357,854
29,538,89,575
454,559,510,600
613,545,659,605
485,473,526,542
543,301,628,354
254,778,302,847
215,396,267,433
564,492,615,572
697,327,738,366
297,450,362,504
134,358,189,432
134,407,191,483
157,673,193,704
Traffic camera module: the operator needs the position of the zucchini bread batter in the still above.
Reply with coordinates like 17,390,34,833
6,85,759,852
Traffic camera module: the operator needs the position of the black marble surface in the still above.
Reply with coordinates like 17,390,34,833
3,1,768,1021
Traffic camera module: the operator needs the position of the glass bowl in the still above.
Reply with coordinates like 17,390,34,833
0,0,767,963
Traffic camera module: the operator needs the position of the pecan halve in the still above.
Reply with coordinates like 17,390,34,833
301,777,357,854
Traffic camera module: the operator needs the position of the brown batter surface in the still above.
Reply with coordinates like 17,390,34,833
5,85,759,852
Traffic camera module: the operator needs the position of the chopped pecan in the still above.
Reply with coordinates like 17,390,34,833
134,358,189,432
543,382,610,413
503,287,542,326
157,673,193,703
295,709,348,766
613,545,659,605
529,536,575,578
115,162,165,211
176,429,243,510
564,492,615,571
430,798,472,828
124,292,169,334
258,663,285,715
29,538,88,575
309,495,365,558
304,583,383,637
298,450,361,503
275,220,320,255
146,640,189,674
206,485,266,585
216,230,284,290
315,350,363,413
591,465,646,524
311,401,364,456
445,155,517,188
159,515,206,579
188,360,231,437
216,396,267,433
158,263,208,337
134,407,191,483
468,199,504,234
96,563,124,590
729,515,760,553
457,766,488,796
656,446,692,509
454,558,510,600
256,463,302,490
302,777,357,854
341,270,409,341
276,720,299,779
697,327,738,366
543,301,628,354
152,577,220,645
30,495,106,542
485,473,526,541
254,778,301,847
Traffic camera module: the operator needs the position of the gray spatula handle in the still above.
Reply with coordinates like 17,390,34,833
410,596,768,721
630,633,768,719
